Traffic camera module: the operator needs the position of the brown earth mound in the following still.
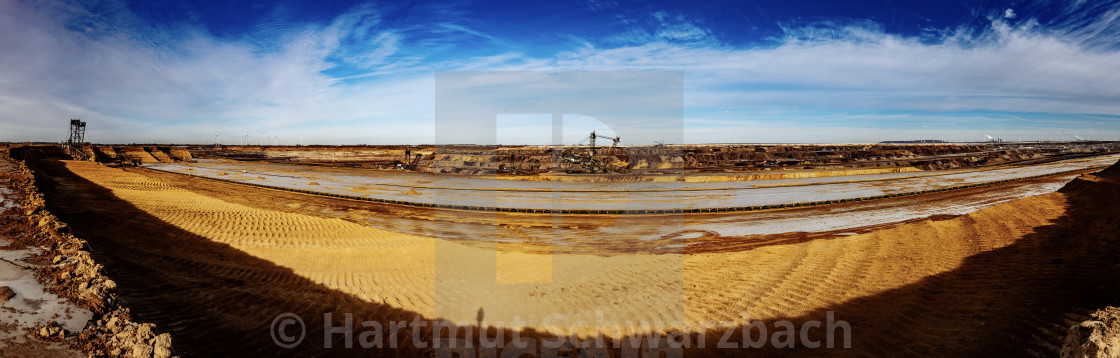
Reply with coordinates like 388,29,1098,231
92,146,118,161
0,286,15,301
146,148,173,163
118,147,159,163
167,147,192,161
1062,307,1120,358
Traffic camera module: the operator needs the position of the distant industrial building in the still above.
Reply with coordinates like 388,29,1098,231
879,140,947,144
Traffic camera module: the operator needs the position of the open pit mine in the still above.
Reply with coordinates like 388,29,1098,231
3,139,1120,357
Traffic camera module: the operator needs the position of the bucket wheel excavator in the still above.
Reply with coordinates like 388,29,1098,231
556,131,629,174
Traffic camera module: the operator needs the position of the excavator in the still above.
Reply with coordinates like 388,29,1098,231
116,153,142,167
588,130,621,156
396,149,423,171
556,131,628,174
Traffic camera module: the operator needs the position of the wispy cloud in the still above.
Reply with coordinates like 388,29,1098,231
651,11,716,44
603,11,717,46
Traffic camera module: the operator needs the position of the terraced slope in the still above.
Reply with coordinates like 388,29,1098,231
34,158,1120,357
117,147,158,163
146,148,173,162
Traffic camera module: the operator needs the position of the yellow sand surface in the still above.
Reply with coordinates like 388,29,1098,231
63,161,1065,338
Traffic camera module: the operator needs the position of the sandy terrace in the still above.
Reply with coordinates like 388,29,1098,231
30,158,1120,356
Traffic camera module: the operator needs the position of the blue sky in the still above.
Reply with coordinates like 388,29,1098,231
1,0,1119,144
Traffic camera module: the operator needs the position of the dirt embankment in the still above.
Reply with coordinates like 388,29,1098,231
1063,307,1120,357
92,146,117,161
85,146,191,164
417,144,1040,175
166,148,191,161
145,148,172,163
195,145,426,168
117,148,159,164
190,143,1117,177
6,146,177,358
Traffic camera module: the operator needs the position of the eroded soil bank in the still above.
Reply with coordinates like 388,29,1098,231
3,146,177,358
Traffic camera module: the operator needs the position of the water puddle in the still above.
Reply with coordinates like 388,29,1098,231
0,247,94,336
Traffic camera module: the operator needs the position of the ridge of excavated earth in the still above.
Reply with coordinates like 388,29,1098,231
2,146,177,358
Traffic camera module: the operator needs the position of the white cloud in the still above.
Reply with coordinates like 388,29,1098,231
651,11,715,44
1004,8,1016,19
655,22,711,42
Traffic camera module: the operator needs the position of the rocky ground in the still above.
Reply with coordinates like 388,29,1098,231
1,146,176,358
1063,306,1120,357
